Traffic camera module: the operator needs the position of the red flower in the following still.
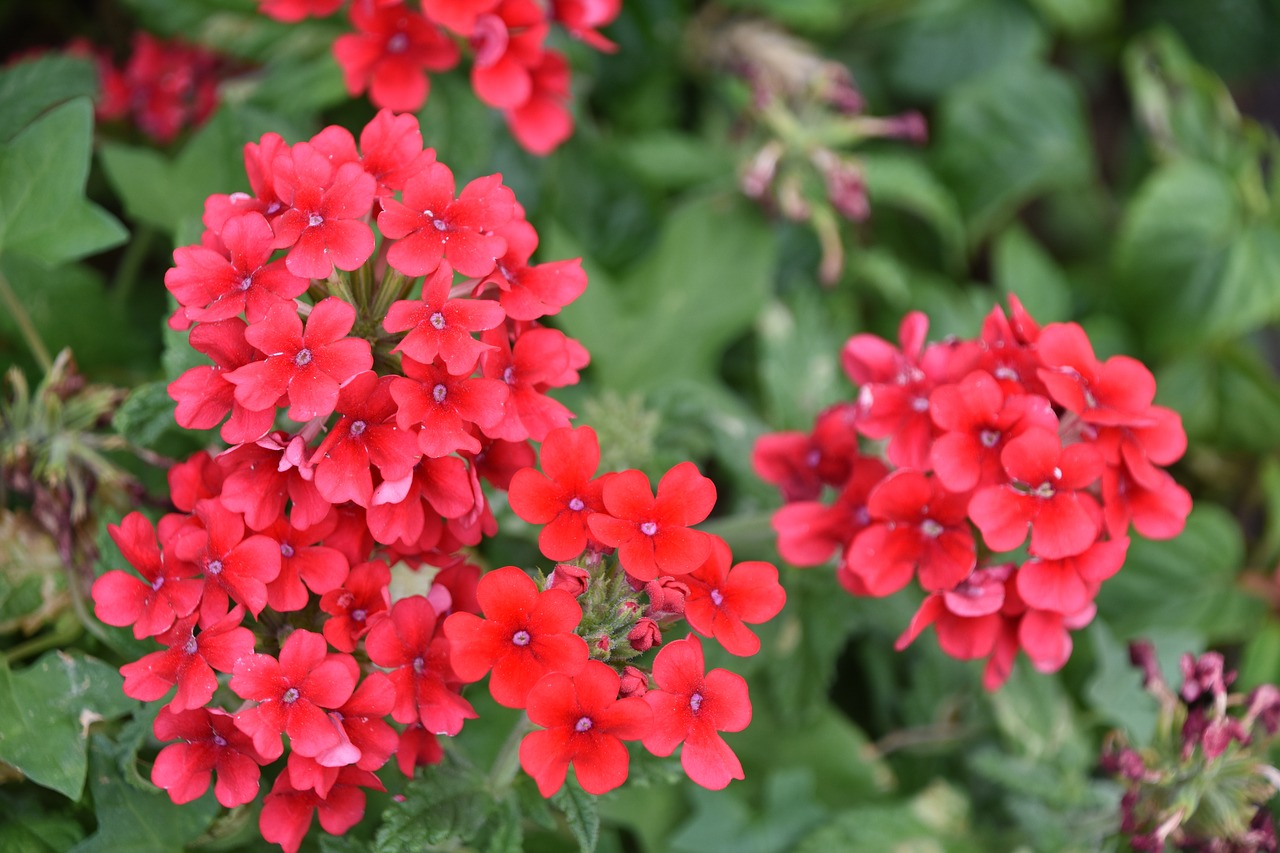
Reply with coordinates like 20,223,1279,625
519,660,652,796
895,564,1012,661
752,402,860,502
1036,322,1159,427
469,1,547,109
772,455,888,567
384,263,507,374
172,502,282,621
334,2,462,112
684,537,786,656
259,0,343,22
968,427,1103,560
504,51,574,155
260,516,350,613
270,142,377,279
842,470,974,596
396,724,444,776
444,566,588,707
1015,537,1129,615
480,326,580,442
364,595,477,736
310,371,422,508
151,706,267,807
228,297,374,423
166,211,309,325
230,629,360,761
217,432,330,532
508,426,610,560
168,318,275,444
479,217,587,321
378,162,515,277
259,766,383,853
552,0,621,51
120,605,254,711
391,356,509,458
357,109,436,196
642,636,751,790
588,462,717,581
320,560,392,653
423,0,500,35
91,512,203,639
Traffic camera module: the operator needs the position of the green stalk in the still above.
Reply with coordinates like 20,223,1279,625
489,711,533,794
0,269,52,373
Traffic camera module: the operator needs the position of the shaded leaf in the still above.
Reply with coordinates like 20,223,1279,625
552,776,599,853
375,765,491,852
671,768,827,853
0,54,97,143
861,151,966,271
993,224,1072,323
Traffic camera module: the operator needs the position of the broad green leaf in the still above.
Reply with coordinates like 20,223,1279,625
375,764,493,852
1156,345,1280,453
0,54,97,143
0,789,84,852
553,194,776,391
671,768,828,853
935,63,1093,242
1084,621,1201,744
885,0,1047,100
1207,222,1280,338
1112,160,1241,353
0,652,136,799
618,132,735,191
0,99,127,266
112,381,179,451
69,736,219,853
756,288,854,430
98,105,300,240
1097,504,1264,643
552,777,599,853
993,224,1072,323
861,151,966,270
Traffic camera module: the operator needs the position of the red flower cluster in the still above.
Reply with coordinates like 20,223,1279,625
92,110,779,851
755,300,1191,689
257,0,622,154
69,32,224,143
444,425,787,795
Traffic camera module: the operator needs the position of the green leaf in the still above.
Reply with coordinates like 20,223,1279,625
0,789,85,852
98,105,298,239
1097,504,1264,643
793,781,979,853
0,99,127,266
0,651,137,799
935,63,1093,242
553,194,777,391
885,0,1048,100
1084,620,1202,744
755,289,855,430
70,735,219,853
1028,0,1117,35
375,765,492,852
1155,344,1280,453
618,132,735,191
551,776,599,853
671,768,828,853
993,224,1072,323
112,381,178,451
860,151,966,270
1112,160,1240,353
0,54,97,143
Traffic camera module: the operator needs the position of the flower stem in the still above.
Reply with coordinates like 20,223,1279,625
489,711,533,794
0,269,52,373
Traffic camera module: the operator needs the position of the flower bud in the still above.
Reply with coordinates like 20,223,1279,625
627,618,661,652
618,665,649,698
548,563,590,597
644,577,689,620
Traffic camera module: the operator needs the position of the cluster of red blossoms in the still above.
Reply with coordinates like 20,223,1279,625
69,32,223,143
90,108,783,851
257,0,621,154
754,299,1192,690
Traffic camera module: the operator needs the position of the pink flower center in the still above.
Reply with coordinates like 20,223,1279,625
308,213,324,228
980,429,1000,448
184,637,198,655
502,366,515,385
640,521,658,536
689,692,704,712
432,383,447,403
911,397,929,413
351,608,367,622
350,419,367,437
282,687,300,704
151,576,165,591
294,348,313,367
920,519,944,538
804,449,821,467
574,716,593,732
429,312,446,330
387,33,409,53
710,589,724,606
413,656,426,674
512,630,531,646
1033,481,1056,498
212,734,227,747
568,497,585,512
280,543,295,558
238,276,253,292
206,559,223,575
432,218,450,232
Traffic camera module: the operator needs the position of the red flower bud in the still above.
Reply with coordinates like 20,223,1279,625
628,618,661,652
548,563,590,597
644,577,689,619
618,665,649,698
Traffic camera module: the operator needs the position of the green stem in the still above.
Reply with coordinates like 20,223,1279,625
489,711,533,794
4,612,82,664
0,268,52,372
111,225,155,307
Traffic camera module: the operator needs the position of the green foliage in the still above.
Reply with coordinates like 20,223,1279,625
0,651,137,799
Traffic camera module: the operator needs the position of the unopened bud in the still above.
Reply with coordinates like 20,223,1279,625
628,618,662,652
619,665,649,698
644,577,689,619
548,563,590,597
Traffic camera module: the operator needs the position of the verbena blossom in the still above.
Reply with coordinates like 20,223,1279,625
757,299,1190,689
